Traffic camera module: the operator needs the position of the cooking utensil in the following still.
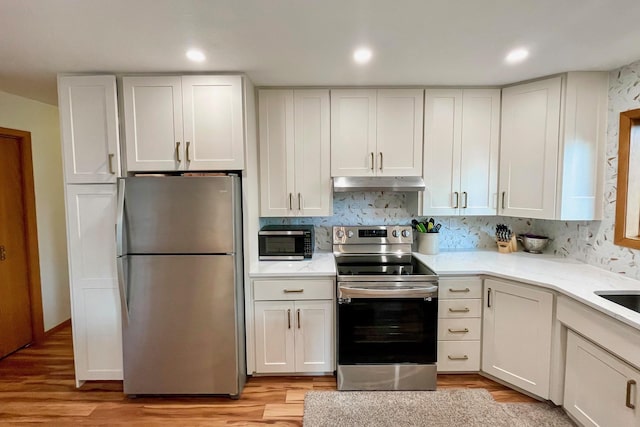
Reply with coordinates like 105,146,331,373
518,234,551,253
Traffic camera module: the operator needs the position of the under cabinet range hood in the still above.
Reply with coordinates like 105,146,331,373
333,176,426,192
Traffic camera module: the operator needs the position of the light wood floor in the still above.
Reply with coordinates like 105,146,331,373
0,325,537,425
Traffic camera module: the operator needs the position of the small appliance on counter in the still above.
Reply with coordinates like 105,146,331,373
258,225,314,260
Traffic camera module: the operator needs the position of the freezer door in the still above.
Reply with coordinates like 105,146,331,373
123,176,239,254
122,254,242,395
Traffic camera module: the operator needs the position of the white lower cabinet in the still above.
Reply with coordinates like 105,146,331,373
482,278,553,399
253,279,334,374
564,330,639,427
65,184,122,383
437,277,482,372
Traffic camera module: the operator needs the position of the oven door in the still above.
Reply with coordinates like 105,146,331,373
337,282,438,365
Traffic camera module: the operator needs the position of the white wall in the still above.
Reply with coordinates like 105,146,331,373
0,91,70,330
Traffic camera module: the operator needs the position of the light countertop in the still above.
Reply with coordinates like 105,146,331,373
249,252,336,277
250,249,640,332
412,250,640,332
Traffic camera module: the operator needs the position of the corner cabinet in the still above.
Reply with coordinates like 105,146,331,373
499,72,608,220
564,331,639,427
330,89,423,177
482,278,553,399
258,90,332,217
122,75,244,172
253,278,335,373
65,185,122,383
58,75,120,183
423,89,500,216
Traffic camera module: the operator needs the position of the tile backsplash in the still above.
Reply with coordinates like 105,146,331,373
261,58,640,280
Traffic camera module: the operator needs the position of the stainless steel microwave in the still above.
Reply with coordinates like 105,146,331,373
258,225,314,260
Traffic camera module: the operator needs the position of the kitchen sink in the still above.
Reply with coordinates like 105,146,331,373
595,291,640,314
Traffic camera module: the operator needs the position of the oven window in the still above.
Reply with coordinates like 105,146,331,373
262,236,299,255
338,298,437,365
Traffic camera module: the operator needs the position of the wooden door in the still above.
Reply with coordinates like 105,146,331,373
294,90,331,216
0,136,33,358
482,278,553,399
330,89,377,177
423,89,462,216
294,300,334,372
122,76,183,172
376,89,423,177
499,77,561,219
258,90,295,216
182,76,245,170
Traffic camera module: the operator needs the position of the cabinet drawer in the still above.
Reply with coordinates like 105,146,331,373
253,279,334,301
437,341,481,372
438,278,482,299
438,318,481,341
439,299,482,318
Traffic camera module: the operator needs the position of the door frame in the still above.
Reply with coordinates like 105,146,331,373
0,127,45,342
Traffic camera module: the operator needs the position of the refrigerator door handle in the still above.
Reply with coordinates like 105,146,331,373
116,178,125,257
117,256,130,326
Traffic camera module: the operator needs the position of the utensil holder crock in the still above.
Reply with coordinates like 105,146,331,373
418,233,439,255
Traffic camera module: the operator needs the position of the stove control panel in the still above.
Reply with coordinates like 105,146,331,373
333,225,413,245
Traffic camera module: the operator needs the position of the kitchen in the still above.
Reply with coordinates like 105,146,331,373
2,1,640,425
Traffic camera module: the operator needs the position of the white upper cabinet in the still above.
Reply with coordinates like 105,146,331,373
331,89,423,177
499,72,607,220
259,89,331,217
58,75,120,183
123,75,244,172
376,89,424,176
423,89,500,216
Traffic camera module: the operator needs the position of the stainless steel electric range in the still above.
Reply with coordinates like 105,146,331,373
334,225,439,391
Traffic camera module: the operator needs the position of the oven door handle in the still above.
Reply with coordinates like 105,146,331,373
338,284,438,299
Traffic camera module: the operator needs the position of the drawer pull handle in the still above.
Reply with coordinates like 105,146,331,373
449,288,470,293
448,307,470,313
448,355,469,361
283,289,304,293
448,328,469,334
627,379,636,409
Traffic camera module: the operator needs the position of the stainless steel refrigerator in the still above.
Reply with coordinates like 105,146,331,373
116,174,245,396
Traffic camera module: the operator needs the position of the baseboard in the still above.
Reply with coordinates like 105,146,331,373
45,319,71,337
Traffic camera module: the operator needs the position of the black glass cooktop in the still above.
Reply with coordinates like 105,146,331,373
336,255,436,277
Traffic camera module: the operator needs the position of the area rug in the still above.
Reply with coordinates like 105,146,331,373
303,389,574,427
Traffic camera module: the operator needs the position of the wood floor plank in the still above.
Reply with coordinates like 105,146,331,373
0,324,544,424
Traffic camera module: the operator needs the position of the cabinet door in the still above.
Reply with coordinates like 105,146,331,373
65,184,122,380
499,77,561,219
460,89,500,215
254,301,295,373
58,75,119,183
123,76,183,171
182,76,244,170
423,89,462,215
258,90,295,216
376,89,423,177
482,278,553,399
294,300,334,372
294,90,332,216
330,89,377,177
564,331,639,427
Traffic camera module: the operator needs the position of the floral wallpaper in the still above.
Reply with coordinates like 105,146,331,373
261,59,640,280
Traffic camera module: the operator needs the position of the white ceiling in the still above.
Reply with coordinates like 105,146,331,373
2,0,640,105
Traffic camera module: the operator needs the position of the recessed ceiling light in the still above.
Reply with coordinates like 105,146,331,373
505,48,529,64
186,49,206,62
353,47,373,64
